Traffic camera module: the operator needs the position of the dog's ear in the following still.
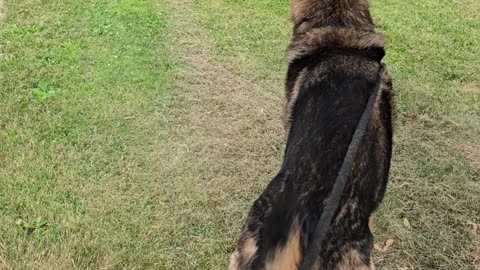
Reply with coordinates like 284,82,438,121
291,0,308,24
291,0,320,25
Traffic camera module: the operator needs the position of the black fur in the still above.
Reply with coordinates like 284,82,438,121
230,1,394,269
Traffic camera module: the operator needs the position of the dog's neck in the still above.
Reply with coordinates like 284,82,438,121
291,0,375,33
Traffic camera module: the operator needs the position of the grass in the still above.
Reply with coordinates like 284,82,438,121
0,0,177,268
192,0,480,268
1,0,479,269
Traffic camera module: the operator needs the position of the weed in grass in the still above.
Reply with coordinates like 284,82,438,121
31,81,55,102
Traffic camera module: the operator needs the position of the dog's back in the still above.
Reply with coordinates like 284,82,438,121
230,1,394,269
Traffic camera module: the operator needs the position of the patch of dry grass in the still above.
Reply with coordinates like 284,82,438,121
151,1,285,267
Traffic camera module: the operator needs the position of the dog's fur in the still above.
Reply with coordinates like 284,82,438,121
230,0,394,269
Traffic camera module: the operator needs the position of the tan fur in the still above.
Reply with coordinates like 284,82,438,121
286,28,384,64
368,215,375,231
371,70,394,203
265,224,302,270
337,248,374,270
228,251,240,270
229,232,258,269
369,73,389,152
335,200,358,224
283,68,309,132
371,70,393,130
242,235,258,262
291,0,311,23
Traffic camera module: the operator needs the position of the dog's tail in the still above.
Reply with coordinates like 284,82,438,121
261,175,303,270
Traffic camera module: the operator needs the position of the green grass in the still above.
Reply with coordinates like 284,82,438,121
1,0,479,269
0,0,177,268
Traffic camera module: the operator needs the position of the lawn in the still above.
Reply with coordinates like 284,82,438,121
1,0,479,269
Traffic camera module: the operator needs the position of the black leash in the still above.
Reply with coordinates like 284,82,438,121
298,65,385,270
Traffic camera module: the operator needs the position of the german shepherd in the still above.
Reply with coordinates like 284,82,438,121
229,0,394,269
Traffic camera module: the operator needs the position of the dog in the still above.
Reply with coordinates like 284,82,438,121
229,0,394,269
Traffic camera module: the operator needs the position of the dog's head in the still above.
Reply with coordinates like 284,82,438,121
290,0,373,31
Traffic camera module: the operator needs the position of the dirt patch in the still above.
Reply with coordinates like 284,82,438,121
463,83,480,93
162,0,284,195
164,0,284,174
155,0,284,266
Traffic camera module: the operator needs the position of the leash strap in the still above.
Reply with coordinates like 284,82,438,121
299,65,385,270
